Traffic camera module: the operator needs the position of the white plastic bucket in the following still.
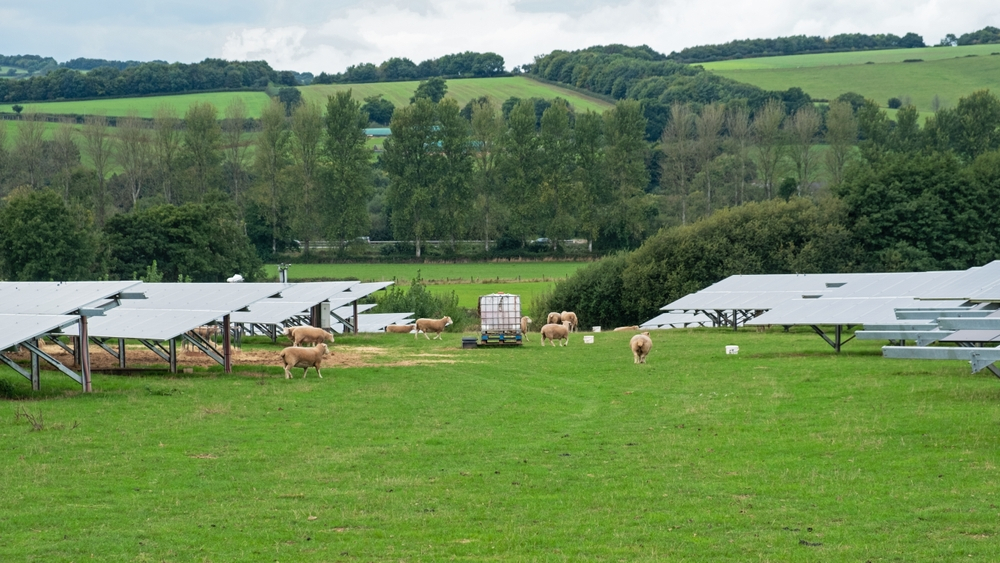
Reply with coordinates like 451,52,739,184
592,326,601,332
726,345,739,355
583,335,595,344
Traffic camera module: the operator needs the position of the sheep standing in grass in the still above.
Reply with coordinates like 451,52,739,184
286,326,335,347
614,325,640,332
520,316,533,341
560,311,578,332
415,316,453,340
279,343,329,379
385,324,415,334
630,332,653,364
546,312,562,325
540,323,569,347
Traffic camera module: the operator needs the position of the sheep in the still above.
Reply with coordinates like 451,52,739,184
287,326,335,347
385,324,415,334
279,343,329,379
540,323,569,347
414,316,453,340
630,332,653,364
520,316,533,341
613,325,640,332
560,311,578,332
546,312,562,325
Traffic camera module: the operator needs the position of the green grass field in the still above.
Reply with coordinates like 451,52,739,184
3,328,999,561
708,47,1000,113
265,261,588,283
0,91,273,119
302,76,614,114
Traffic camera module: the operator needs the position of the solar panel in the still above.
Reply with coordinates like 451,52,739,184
0,281,142,315
0,314,80,351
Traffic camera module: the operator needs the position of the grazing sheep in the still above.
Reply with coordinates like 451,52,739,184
415,316,453,340
630,332,653,364
547,312,562,325
520,316,533,341
540,323,569,347
613,325,640,332
279,343,329,379
287,326,335,347
560,311,578,332
385,324,415,334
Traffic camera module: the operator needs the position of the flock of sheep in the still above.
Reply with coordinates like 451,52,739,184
277,312,653,379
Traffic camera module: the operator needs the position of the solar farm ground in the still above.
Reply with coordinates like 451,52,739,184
2,327,999,561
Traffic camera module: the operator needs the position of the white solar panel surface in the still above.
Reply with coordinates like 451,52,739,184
0,314,79,351
0,281,141,315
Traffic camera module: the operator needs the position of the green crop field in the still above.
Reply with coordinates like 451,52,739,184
0,91,272,119
302,76,614,114
265,261,588,283
708,46,1000,113
3,328,999,561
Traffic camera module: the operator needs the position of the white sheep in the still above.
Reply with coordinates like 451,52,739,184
546,312,562,325
630,332,653,364
540,323,569,347
613,325,640,332
520,316,533,341
560,311,578,332
385,324,415,334
415,316,453,340
286,326,335,347
279,343,329,379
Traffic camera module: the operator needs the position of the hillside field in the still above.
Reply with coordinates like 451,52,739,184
2,328,999,561
708,46,1000,113
302,76,614,114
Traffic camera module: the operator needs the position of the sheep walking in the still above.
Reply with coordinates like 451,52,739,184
279,343,329,379
614,325,640,332
415,316,453,340
285,326,335,347
540,323,569,347
630,332,653,364
520,316,533,341
385,324,415,334
560,311,578,332
546,312,562,325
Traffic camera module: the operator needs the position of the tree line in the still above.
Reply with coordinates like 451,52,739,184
313,51,508,84
539,89,1000,328
665,32,926,64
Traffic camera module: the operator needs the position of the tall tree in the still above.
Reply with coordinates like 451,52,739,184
252,100,291,254
661,103,696,225
116,112,152,210
152,104,182,204
222,98,252,207
384,98,441,257
824,100,857,186
694,103,724,214
80,115,113,226
751,99,785,199
182,102,222,200
14,112,45,188
322,91,373,247
786,104,821,195
289,101,325,253
469,97,506,251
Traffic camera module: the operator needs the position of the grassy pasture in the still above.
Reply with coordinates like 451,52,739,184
700,44,1000,70
2,328,999,561
0,91,272,119
709,49,1000,113
302,76,615,114
265,261,587,283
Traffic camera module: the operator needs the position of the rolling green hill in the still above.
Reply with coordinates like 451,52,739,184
706,45,1000,113
302,76,614,113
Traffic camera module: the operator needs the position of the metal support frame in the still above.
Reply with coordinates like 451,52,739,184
810,325,856,352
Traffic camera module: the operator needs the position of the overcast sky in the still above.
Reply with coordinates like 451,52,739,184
2,1,998,73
